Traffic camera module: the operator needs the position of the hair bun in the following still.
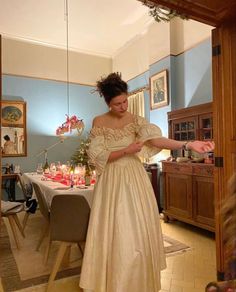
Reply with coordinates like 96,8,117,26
96,72,128,104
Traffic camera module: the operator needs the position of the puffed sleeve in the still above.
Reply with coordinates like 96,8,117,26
136,116,163,158
87,128,111,175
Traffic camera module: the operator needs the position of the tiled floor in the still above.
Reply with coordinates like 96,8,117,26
160,218,216,292
8,217,217,292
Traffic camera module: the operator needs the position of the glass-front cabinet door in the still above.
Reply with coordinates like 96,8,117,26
172,117,198,141
199,113,213,141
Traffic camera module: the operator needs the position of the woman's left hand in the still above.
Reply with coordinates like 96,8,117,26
187,141,215,153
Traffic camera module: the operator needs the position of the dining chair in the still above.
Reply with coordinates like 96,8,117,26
1,200,25,249
46,194,90,292
31,182,50,256
17,174,37,231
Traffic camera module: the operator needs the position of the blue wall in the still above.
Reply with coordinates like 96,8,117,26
173,39,212,108
2,75,107,172
2,38,212,172
128,38,212,138
149,56,172,137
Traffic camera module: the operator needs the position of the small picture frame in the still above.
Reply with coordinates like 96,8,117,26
150,70,168,110
1,100,27,157
1,100,26,127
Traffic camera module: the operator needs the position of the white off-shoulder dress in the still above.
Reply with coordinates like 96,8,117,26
79,115,166,292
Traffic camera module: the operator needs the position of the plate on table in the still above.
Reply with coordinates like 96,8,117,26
77,186,88,189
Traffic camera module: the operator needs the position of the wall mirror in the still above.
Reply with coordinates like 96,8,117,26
1,100,27,157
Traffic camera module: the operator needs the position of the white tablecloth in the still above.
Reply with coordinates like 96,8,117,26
22,173,94,208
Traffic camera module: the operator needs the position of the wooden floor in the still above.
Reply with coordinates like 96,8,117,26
9,217,216,292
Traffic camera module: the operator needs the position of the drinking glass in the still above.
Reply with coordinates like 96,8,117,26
50,162,56,177
36,163,43,175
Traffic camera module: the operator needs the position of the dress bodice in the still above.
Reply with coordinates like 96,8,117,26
87,115,162,175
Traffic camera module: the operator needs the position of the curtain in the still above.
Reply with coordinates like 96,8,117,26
128,91,145,117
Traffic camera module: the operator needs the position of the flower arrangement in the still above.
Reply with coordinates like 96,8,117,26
56,115,84,136
71,137,91,166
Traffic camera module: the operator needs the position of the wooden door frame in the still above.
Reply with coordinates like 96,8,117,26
0,35,2,227
144,0,236,280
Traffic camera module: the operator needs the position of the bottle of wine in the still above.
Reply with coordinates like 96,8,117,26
43,159,50,174
10,164,14,174
69,163,75,188
5,163,10,174
85,163,91,186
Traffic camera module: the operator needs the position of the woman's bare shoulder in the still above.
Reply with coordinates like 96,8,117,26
92,114,108,127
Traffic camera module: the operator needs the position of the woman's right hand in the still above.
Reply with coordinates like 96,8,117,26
187,140,215,153
125,141,143,154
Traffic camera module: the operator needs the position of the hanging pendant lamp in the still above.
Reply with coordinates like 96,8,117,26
56,0,84,136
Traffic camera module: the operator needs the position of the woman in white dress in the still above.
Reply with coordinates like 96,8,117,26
80,73,214,292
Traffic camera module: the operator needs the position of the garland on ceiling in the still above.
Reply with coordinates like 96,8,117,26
138,0,188,22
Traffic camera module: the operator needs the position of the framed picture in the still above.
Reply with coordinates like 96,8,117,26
1,100,27,157
1,100,26,127
150,70,168,110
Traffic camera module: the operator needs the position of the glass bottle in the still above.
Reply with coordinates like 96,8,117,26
85,163,91,186
10,164,14,174
5,163,10,174
69,163,75,188
43,159,50,174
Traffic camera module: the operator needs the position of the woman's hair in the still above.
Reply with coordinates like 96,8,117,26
4,135,10,141
96,72,128,104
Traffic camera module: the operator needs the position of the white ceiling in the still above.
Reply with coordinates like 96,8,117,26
0,0,154,57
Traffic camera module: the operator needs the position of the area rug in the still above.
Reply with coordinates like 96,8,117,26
12,275,81,292
1,213,191,292
163,234,191,256
0,214,82,292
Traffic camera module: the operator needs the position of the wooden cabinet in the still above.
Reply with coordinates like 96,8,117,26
172,116,198,141
198,113,213,141
162,161,215,232
163,103,215,232
168,102,213,142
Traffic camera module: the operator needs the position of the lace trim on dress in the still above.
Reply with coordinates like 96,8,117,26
90,123,137,141
89,115,150,141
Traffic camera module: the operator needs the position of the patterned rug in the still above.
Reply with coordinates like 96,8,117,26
0,216,81,292
163,234,191,256
0,215,190,292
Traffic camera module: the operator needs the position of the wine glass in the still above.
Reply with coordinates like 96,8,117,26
36,163,43,175
50,162,56,177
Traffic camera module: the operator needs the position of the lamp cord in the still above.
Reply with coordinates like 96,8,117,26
65,0,70,117
36,139,66,158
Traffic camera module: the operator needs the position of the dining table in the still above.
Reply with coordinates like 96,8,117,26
22,172,94,208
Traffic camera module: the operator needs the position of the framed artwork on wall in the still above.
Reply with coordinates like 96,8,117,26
150,69,169,110
1,100,27,157
1,100,25,127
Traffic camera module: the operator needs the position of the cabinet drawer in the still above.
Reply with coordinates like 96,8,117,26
192,164,214,177
162,162,192,174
